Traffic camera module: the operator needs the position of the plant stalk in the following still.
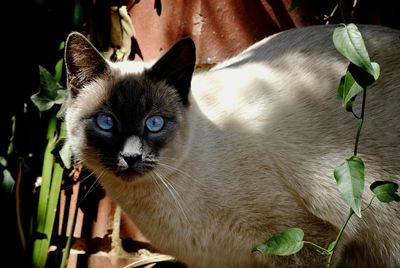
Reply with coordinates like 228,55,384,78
303,241,330,255
354,88,367,156
32,113,64,268
327,208,354,267
60,193,79,268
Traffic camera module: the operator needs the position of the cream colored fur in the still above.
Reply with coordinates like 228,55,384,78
65,24,400,267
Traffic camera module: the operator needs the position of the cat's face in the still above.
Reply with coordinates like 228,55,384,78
64,32,196,181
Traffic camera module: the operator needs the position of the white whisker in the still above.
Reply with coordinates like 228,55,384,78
62,167,96,191
157,162,195,181
77,169,105,207
156,162,208,190
152,170,190,224
79,170,96,184
149,171,167,198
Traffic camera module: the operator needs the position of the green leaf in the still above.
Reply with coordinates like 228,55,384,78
334,156,365,217
32,115,64,268
31,65,67,112
56,101,68,118
336,68,363,112
2,169,15,197
348,62,379,88
58,41,65,51
253,228,304,256
333,23,379,80
0,156,14,197
370,62,380,80
73,0,84,28
54,58,64,83
370,181,400,203
327,241,336,252
59,143,72,169
58,123,72,169
0,156,7,167
55,89,68,104
0,156,15,197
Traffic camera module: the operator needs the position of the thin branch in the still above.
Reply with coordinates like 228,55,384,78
362,195,376,212
328,209,354,267
354,88,367,156
325,4,339,25
351,109,361,120
303,241,330,255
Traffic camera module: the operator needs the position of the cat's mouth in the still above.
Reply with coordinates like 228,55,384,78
113,161,157,181
115,170,149,181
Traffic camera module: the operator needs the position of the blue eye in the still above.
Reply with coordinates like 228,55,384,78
96,113,114,131
146,115,164,132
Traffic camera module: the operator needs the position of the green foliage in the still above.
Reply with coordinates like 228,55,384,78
30,66,68,112
253,228,304,256
58,123,73,170
0,156,15,199
370,181,400,203
31,115,65,268
333,156,364,217
336,64,363,112
334,23,380,112
30,48,70,268
333,23,380,80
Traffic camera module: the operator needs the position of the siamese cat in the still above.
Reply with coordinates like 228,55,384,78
64,24,400,267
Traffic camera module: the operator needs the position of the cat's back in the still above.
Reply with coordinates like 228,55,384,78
210,24,399,70
191,24,400,132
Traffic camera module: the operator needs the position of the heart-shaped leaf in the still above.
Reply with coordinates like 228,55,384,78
336,68,363,112
348,62,379,88
370,181,400,203
334,156,365,217
253,228,304,256
333,23,379,80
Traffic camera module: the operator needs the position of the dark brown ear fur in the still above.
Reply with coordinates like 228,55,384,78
147,38,196,105
64,32,110,96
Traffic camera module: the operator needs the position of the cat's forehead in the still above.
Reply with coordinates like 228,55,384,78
105,73,180,116
70,69,182,122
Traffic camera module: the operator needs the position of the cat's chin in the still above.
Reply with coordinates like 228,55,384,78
113,169,152,182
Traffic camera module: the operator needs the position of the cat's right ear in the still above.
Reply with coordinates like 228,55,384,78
148,38,196,105
64,32,110,96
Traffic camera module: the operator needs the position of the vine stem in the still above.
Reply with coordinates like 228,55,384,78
327,87,367,267
303,241,330,255
354,88,367,156
327,208,354,267
362,195,376,212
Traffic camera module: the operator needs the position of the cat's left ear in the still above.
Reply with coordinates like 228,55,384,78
148,38,196,105
64,32,111,96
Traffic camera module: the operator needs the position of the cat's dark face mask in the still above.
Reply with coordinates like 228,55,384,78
84,75,184,180
64,32,196,181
